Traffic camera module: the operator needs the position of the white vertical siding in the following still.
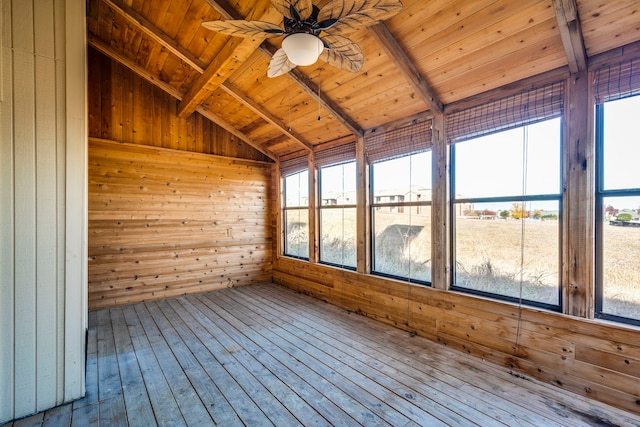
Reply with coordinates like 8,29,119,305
35,0,59,411
0,0,87,423
63,0,89,403
0,0,16,421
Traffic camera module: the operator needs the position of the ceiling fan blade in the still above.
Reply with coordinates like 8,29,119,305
201,20,285,38
271,0,314,20
268,48,298,77
318,0,403,34
319,35,364,72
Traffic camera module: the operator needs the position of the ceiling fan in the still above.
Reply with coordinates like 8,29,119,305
201,0,403,78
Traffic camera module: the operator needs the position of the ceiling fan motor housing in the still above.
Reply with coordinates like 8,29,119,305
283,4,323,35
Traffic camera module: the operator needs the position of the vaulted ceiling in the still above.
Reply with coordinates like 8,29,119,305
86,0,640,161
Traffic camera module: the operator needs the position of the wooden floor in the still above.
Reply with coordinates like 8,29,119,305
5,283,640,427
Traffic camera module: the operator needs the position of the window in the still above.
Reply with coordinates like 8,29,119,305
448,82,564,310
371,152,432,283
596,95,640,326
283,170,309,259
319,161,357,268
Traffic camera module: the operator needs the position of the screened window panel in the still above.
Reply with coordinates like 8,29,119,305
315,142,356,168
373,209,432,283
596,94,640,326
454,118,562,198
594,57,640,104
454,200,560,306
365,119,432,164
371,152,432,284
319,207,357,268
447,81,564,144
280,154,309,177
320,162,357,206
284,208,309,259
599,195,640,322
601,96,640,190
284,170,309,208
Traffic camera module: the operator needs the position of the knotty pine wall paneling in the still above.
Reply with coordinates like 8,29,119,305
88,139,273,310
88,48,270,162
274,256,640,415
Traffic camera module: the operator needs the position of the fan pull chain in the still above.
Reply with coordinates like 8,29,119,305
513,126,529,358
287,76,292,132
317,66,322,121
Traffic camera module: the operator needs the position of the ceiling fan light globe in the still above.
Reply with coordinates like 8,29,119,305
282,33,324,66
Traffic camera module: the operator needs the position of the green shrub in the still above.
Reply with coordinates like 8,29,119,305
616,213,633,222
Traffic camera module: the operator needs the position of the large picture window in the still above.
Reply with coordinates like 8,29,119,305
451,117,562,309
596,95,640,326
371,152,432,283
283,170,309,259
319,161,357,268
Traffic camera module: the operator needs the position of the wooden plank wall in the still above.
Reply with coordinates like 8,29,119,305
0,0,87,423
273,258,640,415
87,48,270,163
87,45,275,310
88,139,273,310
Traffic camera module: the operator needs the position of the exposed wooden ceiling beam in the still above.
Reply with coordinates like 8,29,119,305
588,40,640,71
552,0,587,74
258,43,364,137
364,110,434,138
101,0,206,73
221,82,313,151
87,35,277,161
177,0,281,119
287,63,364,137
194,107,277,161
201,0,238,20
88,34,184,100
203,0,363,137
368,22,443,115
100,0,313,154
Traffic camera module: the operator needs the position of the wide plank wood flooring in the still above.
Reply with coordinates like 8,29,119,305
5,283,640,426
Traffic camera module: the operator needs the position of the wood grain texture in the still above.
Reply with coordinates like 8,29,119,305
14,284,640,426
88,138,273,310
430,113,449,290
86,0,640,159
87,48,272,162
273,258,640,415
563,72,594,318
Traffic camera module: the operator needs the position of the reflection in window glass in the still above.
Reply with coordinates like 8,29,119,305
371,152,432,283
452,118,562,308
319,162,357,268
284,170,309,259
597,95,640,325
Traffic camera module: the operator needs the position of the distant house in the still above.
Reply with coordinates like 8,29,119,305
373,187,431,214
322,193,355,206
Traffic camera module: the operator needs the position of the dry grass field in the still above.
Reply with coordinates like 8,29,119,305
454,217,560,306
601,222,640,319
286,211,640,320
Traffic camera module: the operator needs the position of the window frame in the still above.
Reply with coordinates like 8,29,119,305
282,169,310,260
449,120,564,312
318,161,357,270
369,152,432,286
594,100,640,327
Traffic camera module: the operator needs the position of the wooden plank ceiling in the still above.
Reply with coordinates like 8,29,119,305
86,0,640,160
